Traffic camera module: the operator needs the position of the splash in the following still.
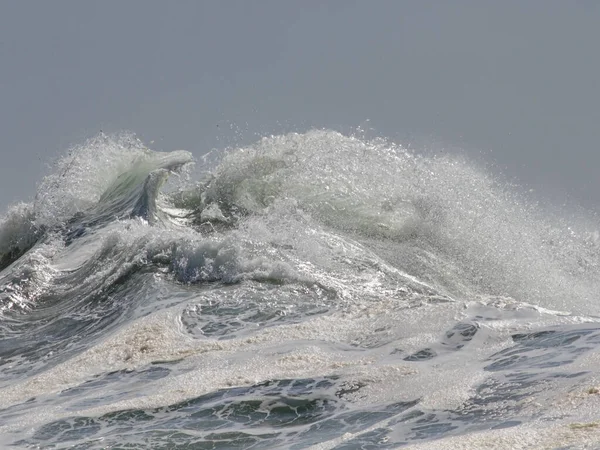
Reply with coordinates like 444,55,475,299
2,129,600,449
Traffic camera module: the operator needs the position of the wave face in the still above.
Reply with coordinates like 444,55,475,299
2,130,600,449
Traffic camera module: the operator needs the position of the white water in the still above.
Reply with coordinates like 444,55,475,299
1,130,600,449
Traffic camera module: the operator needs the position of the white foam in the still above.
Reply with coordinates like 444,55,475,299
4,130,600,448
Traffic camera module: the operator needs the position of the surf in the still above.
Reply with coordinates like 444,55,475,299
2,129,600,449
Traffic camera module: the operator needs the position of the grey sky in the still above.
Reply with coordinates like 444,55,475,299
1,1,599,211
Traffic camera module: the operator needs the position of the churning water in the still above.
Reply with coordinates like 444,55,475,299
2,130,600,449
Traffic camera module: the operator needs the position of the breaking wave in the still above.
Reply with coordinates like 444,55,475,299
2,130,600,448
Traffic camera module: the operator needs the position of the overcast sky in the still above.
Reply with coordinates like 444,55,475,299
1,1,599,211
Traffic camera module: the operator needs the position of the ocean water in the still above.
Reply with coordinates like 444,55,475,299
1,130,600,449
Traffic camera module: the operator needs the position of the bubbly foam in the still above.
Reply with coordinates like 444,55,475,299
2,130,600,448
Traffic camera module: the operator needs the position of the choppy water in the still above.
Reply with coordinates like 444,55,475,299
2,130,600,449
